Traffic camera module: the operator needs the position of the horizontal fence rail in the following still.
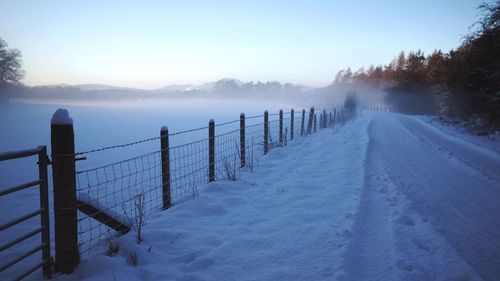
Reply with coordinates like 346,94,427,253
0,146,51,280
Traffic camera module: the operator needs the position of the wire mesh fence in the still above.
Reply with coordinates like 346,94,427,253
72,107,336,256
170,138,209,203
76,150,162,255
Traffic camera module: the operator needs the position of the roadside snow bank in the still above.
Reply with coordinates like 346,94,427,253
57,115,372,281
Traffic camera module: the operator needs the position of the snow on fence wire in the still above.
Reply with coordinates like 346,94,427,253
49,106,345,273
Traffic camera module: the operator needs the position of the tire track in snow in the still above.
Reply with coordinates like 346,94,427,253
356,113,490,281
340,113,487,281
396,115,500,183
340,119,397,281
385,115,500,280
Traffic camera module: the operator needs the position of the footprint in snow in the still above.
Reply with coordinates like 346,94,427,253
180,253,197,264
177,255,214,273
189,257,215,271
193,204,228,216
234,226,251,235
176,274,203,281
224,197,247,206
344,212,355,219
413,237,431,252
204,182,226,193
201,234,223,247
396,259,414,272
340,229,351,238
398,215,416,226
378,186,388,193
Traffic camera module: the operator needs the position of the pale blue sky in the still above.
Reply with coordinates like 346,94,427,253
0,0,485,88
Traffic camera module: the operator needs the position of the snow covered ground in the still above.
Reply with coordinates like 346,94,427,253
48,111,500,281
0,100,292,280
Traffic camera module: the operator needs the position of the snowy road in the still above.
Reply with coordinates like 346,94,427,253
60,112,500,281
354,113,500,280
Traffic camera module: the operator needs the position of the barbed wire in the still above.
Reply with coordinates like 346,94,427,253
215,119,240,127
244,114,265,120
169,126,207,136
75,136,161,156
74,114,278,156
74,126,209,156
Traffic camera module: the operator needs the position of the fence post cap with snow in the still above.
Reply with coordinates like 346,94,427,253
51,108,73,125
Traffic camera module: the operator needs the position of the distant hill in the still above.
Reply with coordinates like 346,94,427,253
156,84,194,92
76,84,137,91
3,77,333,103
157,78,245,93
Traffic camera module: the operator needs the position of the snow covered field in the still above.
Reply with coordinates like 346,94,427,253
0,100,294,280
1,102,500,281
53,111,499,281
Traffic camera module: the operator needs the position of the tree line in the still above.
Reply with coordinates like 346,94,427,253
332,1,499,134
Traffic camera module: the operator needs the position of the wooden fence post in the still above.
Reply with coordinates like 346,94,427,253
160,126,171,209
322,109,327,128
279,109,283,145
314,114,317,133
264,111,269,154
51,109,79,273
301,109,305,136
307,107,314,134
329,112,333,127
334,108,337,124
311,107,315,132
240,113,245,168
290,109,294,141
209,119,215,182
